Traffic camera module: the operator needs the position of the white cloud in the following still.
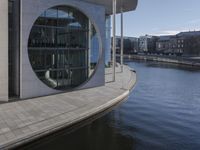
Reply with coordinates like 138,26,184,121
154,31,180,36
150,28,200,36
155,30,180,36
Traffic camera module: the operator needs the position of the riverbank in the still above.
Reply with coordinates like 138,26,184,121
0,65,136,149
123,54,200,68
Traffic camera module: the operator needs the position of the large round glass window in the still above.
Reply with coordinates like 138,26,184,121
28,6,100,90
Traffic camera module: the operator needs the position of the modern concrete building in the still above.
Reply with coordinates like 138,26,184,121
0,0,138,102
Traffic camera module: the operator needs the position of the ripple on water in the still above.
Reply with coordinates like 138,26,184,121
22,61,200,150
113,62,200,150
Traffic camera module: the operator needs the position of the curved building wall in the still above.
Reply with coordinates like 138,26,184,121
20,0,105,99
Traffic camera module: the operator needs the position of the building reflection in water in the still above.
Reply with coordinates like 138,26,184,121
16,108,136,150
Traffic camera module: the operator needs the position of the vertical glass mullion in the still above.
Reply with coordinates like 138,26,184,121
44,11,47,70
86,20,89,78
56,8,59,88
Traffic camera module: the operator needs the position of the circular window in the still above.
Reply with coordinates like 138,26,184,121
28,6,100,90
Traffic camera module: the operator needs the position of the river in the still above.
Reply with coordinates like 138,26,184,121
18,61,200,150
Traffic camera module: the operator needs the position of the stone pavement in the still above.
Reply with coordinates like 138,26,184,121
0,65,136,149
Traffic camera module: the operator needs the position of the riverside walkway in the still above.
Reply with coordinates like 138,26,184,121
0,65,136,149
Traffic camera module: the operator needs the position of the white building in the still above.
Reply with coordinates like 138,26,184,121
0,0,138,101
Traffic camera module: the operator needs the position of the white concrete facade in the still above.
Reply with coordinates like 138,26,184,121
81,0,138,14
20,0,106,99
0,0,138,101
0,0,8,101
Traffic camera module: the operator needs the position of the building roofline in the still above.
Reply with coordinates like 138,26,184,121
82,0,138,15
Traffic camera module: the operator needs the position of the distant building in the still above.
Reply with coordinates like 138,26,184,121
177,31,200,56
177,31,200,37
132,37,140,53
139,35,158,53
156,36,172,53
156,35,183,55
113,31,200,57
156,31,200,56
113,36,139,54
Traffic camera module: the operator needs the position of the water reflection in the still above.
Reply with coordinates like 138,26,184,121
18,113,135,150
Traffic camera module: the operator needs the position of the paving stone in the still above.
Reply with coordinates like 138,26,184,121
4,132,16,140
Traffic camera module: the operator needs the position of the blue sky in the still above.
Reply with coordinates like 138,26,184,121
116,0,200,37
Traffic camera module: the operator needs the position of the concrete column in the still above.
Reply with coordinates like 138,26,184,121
105,16,111,66
120,8,124,72
0,0,8,101
112,0,116,82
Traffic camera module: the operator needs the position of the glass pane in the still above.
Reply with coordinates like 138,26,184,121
46,8,58,26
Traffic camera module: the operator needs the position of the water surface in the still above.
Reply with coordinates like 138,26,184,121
20,61,200,150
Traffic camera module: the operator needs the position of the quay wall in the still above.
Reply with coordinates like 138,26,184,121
123,54,200,68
